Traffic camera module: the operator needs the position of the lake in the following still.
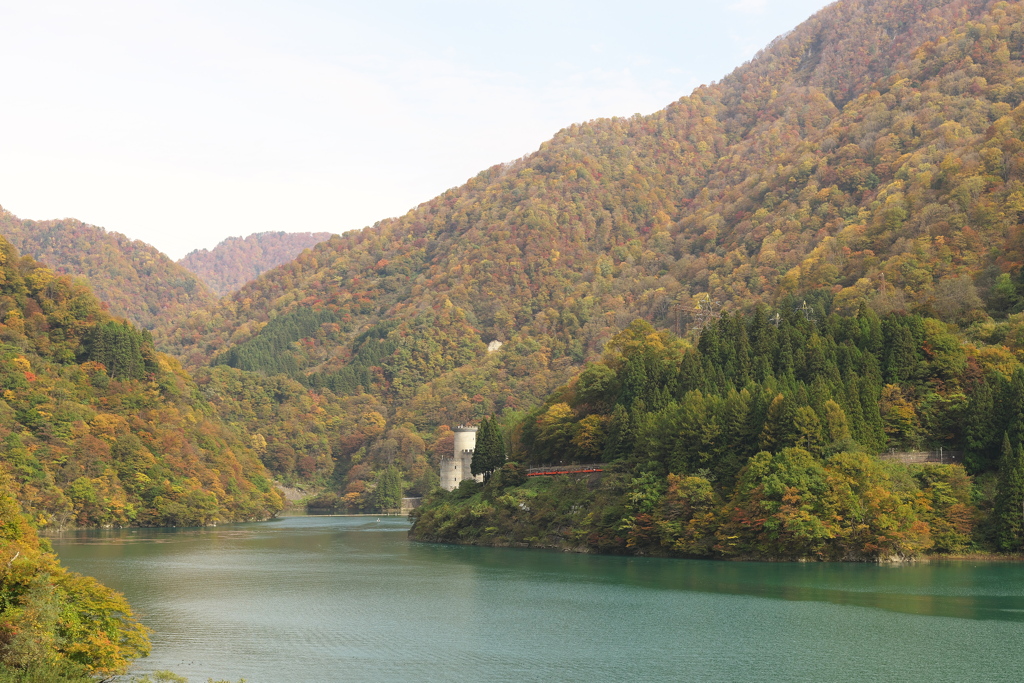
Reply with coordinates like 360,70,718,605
51,514,1024,682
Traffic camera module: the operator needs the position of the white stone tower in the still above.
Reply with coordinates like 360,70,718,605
440,426,480,491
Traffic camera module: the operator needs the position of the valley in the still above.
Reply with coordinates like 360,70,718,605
5,0,1024,677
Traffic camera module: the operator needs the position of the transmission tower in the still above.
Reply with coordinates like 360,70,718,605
797,300,815,322
689,294,721,339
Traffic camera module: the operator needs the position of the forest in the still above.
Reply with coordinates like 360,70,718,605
0,208,214,331
6,0,1024,522
411,304,1024,560
11,0,1024,672
124,0,1024,517
0,236,282,529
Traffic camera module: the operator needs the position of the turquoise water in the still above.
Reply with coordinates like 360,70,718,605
51,515,1024,682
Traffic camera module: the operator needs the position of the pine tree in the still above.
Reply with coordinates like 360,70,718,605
735,322,752,386
794,405,824,456
603,404,634,462
471,418,505,478
677,349,706,396
856,302,884,357
619,353,650,408
1008,369,1024,447
822,399,851,447
471,419,493,477
758,393,797,452
859,376,886,453
883,319,917,384
995,433,1024,552
374,466,404,512
963,376,998,473
83,321,148,380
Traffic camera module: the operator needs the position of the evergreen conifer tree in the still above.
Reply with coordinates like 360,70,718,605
883,320,917,384
995,433,1024,552
374,466,404,512
1007,369,1024,447
678,350,707,396
758,393,797,452
856,302,884,357
471,418,505,478
619,353,650,409
964,377,998,473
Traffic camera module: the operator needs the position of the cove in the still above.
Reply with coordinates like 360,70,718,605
52,515,1024,683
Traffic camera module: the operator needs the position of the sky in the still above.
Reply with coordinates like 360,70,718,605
0,0,835,260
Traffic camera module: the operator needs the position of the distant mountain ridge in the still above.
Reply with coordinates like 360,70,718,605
0,207,215,329
179,231,334,296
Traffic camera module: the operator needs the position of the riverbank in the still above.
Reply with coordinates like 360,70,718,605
922,552,1024,562
410,455,992,563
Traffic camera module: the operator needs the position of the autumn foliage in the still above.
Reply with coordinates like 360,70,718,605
0,236,281,528
0,482,149,677
179,231,334,296
148,1,1024,502
0,208,214,330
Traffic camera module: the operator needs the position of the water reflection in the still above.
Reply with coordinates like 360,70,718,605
412,538,1024,622
51,516,1024,683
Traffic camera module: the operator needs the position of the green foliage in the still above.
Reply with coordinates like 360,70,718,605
80,321,153,380
0,659,93,682
411,451,952,561
307,324,397,395
372,466,404,512
471,418,505,478
994,432,1024,551
486,462,527,491
214,308,341,376
517,307,1005,486
414,302,1024,558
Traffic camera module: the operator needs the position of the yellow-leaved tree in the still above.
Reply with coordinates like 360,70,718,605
0,479,149,678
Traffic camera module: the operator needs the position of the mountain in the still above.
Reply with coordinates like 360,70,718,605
166,2,1020,378
150,0,1024,504
0,207,216,330
179,231,335,296
0,235,282,528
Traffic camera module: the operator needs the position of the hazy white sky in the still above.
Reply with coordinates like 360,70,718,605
0,0,833,259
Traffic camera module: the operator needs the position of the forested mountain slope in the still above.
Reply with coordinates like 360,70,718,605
0,207,215,330
156,0,1024,498
179,231,334,296
0,236,281,528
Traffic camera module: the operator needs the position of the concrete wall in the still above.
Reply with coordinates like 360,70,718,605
453,428,477,457
879,450,963,464
439,456,462,491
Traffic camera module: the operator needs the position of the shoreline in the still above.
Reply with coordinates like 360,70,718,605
408,533,1024,564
